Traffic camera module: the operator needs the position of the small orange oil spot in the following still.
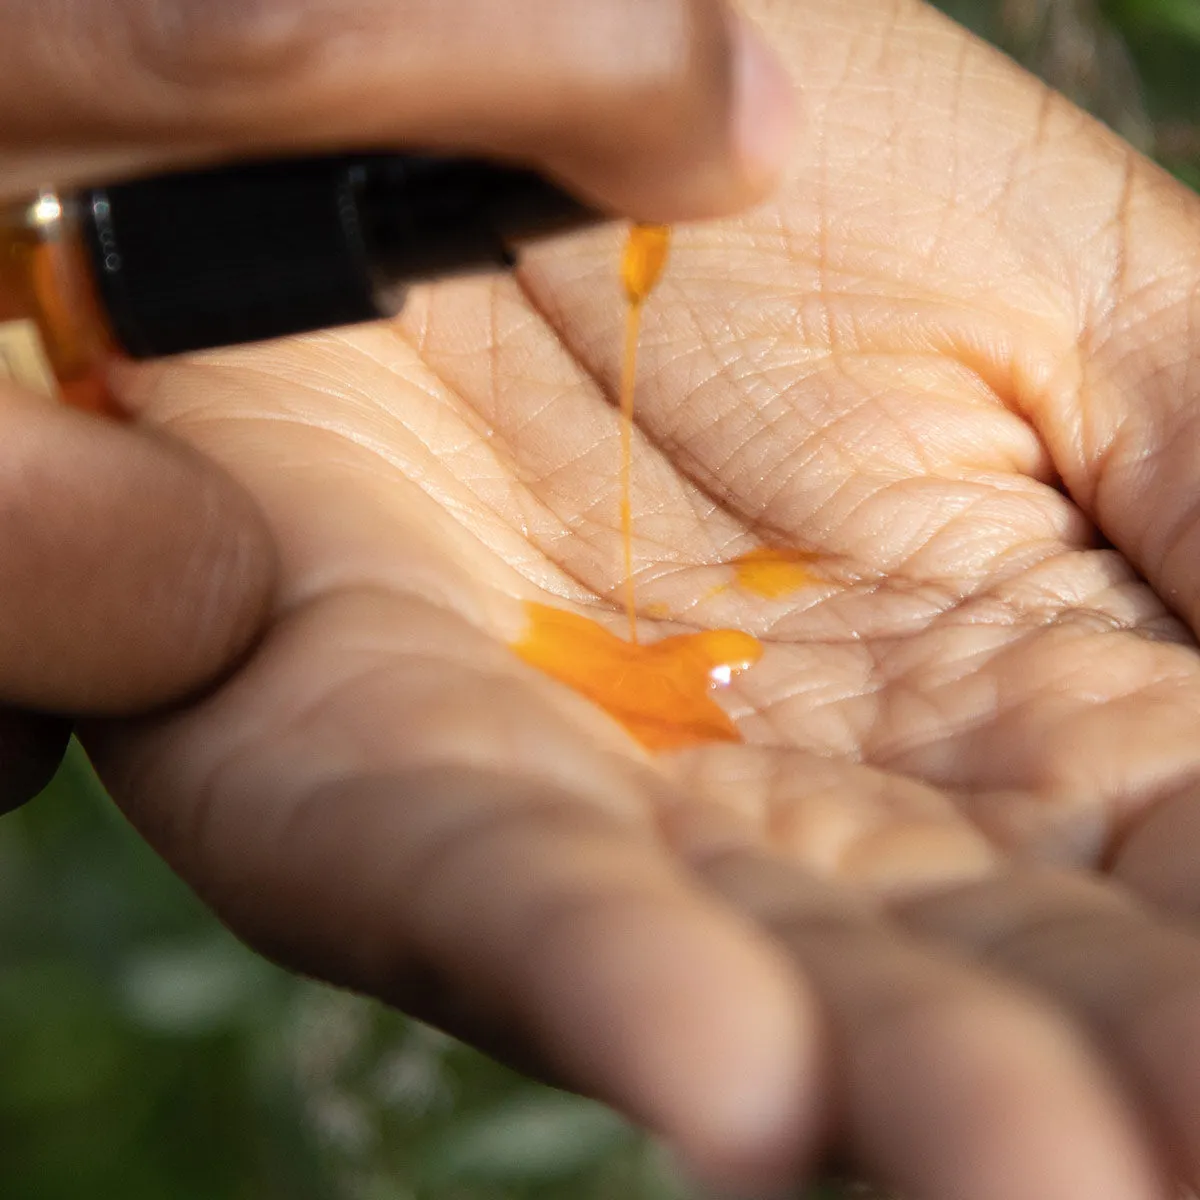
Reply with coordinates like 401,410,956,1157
732,546,818,598
513,602,762,752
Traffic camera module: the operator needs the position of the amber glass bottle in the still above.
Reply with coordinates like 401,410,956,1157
0,191,117,412
0,156,599,414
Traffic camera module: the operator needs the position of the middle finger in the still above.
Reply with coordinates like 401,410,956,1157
899,867,1200,1192
672,807,1169,1200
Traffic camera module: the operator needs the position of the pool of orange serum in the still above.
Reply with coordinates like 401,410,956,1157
512,225,818,751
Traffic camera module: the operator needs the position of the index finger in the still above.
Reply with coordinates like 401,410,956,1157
0,0,794,222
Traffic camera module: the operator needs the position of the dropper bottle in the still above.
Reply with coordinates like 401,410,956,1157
0,154,600,414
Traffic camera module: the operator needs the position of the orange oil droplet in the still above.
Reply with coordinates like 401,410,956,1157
514,602,762,751
621,224,671,306
617,224,672,644
732,546,819,598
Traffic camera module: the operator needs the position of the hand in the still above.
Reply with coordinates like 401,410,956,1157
81,1,1200,1197
0,0,794,808
0,0,792,219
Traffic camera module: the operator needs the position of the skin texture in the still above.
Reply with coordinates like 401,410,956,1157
0,0,792,811
37,0,1200,1196
73,0,1200,1195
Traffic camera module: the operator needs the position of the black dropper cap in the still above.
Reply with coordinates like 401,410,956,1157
80,154,602,359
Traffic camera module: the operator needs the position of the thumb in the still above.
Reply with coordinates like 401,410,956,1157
0,387,277,713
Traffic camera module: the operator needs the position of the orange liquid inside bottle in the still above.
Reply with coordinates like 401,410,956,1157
513,225,765,752
0,193,118,415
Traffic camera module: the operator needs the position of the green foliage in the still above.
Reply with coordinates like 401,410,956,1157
3,5,1197,1198
940,0,1200,182
0,746,692,1200
1106,0,1200,45
0,748,295,1200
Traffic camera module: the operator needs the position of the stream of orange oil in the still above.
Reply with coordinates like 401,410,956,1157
618,299,641,643
617,223,671,643
510,224,774,752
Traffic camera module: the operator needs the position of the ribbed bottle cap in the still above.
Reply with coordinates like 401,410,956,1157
82,155,602,359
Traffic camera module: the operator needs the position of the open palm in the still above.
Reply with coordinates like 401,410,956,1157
89,3,1200,1197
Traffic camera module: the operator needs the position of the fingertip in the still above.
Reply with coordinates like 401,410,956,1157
542,9,796,224
729,17,796,204
534,896,826,1196
670,976,823,1194
854,991,1170,1200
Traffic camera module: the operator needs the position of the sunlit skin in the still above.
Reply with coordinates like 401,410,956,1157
78,2,1200,1198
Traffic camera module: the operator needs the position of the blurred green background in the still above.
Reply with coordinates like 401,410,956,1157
4,4,1198,1198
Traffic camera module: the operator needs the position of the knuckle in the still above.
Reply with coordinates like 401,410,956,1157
119,0,341,99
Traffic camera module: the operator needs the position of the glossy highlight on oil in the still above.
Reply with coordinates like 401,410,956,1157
0,191,118,414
